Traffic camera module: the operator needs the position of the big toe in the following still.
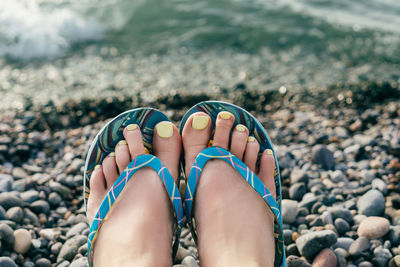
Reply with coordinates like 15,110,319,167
181,112,212,174
153,121,182,180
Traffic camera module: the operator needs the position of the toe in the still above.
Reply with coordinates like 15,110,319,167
103,152,119,188
153,121,181,180
243,137,260,172
212,111,235,150
123,124,146,159
230,124,249,160
115,140,131,173
87,165,107,224
182,112,212,175
258,149,276,199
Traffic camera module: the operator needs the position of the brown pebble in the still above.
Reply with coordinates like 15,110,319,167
389,159,400,170
292,232,300,241
357,216,390,239
38,213,47,225
312,248,337,267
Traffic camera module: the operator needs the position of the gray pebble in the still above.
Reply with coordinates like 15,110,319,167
70,257,87,267
373,246,392,266
388,226,400,246
181,255,198,267
334,248,348,267
51,242,63,255
357,189,385,216
35,258,52,267
282,200,299,224
349,237,370,257
290,168,309,184
58,235,87,261
0,206,6,220
0,257,17,267
30,200,50,214
0,174,13,193
358,262,374,267
334,218,350,235
6,207,23,224
289,183,306,201
20,191,39,203
0,223,15,245
0,192,23,209
66,222,87,238
327,207,352,224
11,180,26,192
312,145,334,170
48,192,62,206
372,178,388,195
295,230,337,258
286,255,311,267
332,237,354,251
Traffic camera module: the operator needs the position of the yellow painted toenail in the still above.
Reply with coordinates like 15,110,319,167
95,165,101,170
236,124,246,132
109,152,115,157
192,115,209,130
208,139,213,147
144,147,150,154
118,140,127,145
248,136,255,142
126,124,138,131
266,149,273,155
219,111,231,120
156,122,173,138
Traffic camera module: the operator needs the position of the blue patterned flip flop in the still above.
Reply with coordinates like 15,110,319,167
83,108,183,266
180,101,286,267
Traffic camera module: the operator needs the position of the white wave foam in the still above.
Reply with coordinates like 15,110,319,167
0,0,104,60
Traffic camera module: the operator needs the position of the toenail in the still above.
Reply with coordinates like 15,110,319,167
266,149,273,155
192,115,209,130
236,124,247,132
126,124,138,131
118,140,127,145
109,152,115,157
248,136,255,142
156,122,173,138
95,165,101,170
219,111,231,120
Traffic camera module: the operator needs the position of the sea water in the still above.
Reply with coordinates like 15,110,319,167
0,0,399,107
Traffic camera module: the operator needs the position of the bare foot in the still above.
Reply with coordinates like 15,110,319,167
86,122,181,267
182,111,276,267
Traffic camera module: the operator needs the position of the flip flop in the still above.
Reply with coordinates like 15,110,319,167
83,108,183,267
180,101,286,267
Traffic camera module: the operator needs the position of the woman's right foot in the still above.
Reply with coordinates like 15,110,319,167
86,121,181,267
182,112,277,267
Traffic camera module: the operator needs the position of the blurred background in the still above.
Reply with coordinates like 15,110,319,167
1,0,399,109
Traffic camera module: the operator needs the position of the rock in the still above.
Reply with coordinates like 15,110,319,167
312,248,336,267
175,245,191,263
349,119,362,132
290,168,309,184
30,200,50,214
58,235,87,261
289,183,307,201
359,261,374,267
389,255,400,267
332,237,354,251
357,190,385,216
0,223,15,245
19,191,39,204
370,159,382,169
330,170,348,183
334,218,350,235
48,192,62,206
284,229,294,245
181,255,198,267
49,182,71,198
282,200,299,224
299,193,318,210
39,228,61,241
359,169,375,183
358,216,390,239
0,257,17,267
70,257,87,267
0,192,23,209
13,229,31,254
372,246,392,266
12,168,28,179
35,258,52,267
321,211,333,225
327,207,352,224
66,222,87,238
6,207,24,224
0,206,6,220
51,242,63,255
0,174,13,193
295,230,338,259
372,179,388,195
334,248,347,267
286,255,311,267
388,226,400,246
312,145,334,170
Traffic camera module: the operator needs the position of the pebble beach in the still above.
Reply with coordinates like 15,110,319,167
0,84,399,266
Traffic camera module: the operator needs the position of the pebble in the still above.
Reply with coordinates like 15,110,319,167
0,175,13,193
312,248,336,267
286,255,311,267
357,190,385,216
312,145,334,170
39,228,61,241
349,237,370,257
327,207,352,224
334,248,348,267
181,255,198,267
29,200,50,214
70,257,88,267
6,207,24,224
321,211,333,225
19,191,39,204
358,216,390,239
388,226,400,246
332,237,354,250
373,246,392,266
0,206,6,220
290,168,309,184
13,229,31,254
35,258,52,267
57,235,87,261
389,255,400,267
0,223,15,245
0,192,23,209
0,257,17,267
372,178,388,195
66,222,87,238
282,200,299,224
289,183,307,201
48,192,62,206
334,218,350,235
295,230,337,258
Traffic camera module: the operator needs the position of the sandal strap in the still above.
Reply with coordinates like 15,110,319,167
88,154,183,266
